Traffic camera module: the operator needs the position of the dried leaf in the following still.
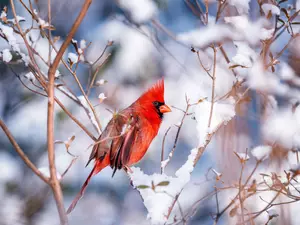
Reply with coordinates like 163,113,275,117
248,179,257,193
229,205,238,217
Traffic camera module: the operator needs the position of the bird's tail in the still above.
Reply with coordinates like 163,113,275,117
67,160,105,214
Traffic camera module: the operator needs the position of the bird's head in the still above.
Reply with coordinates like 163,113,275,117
136,79,171,119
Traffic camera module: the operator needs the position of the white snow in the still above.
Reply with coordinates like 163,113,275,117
98,93,107,102
251,145,272,161
7,16,25,24
224,16,274,45
96,79,107,86
290,164,300,173
129,148,198,224
80,39,87,49
0,152,21,183
262,106,300,149
119,0,157,23
0,23,20,53
231,41,257,67
262,4,280,16
194,98,236,147
279,62,296,80
234,152,250,162
38,167,62,180
227,0,250,14
0,11,6,19
78,95,101,134
24,72,36,82
177,24,236,48
68,52,78,64
38,18,50,27
247,60,288,95
1,49,12,63
267,209,279,218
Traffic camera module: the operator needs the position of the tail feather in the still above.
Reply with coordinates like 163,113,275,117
67,165,96,214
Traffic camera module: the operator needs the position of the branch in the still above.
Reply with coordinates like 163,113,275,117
46,0,92,224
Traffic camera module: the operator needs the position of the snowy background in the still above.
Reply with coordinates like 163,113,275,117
1,0,300,224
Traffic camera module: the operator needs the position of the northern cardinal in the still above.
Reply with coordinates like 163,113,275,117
67,79,171,213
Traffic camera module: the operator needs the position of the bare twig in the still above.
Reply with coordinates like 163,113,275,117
161,126,171,174
46,0,92,224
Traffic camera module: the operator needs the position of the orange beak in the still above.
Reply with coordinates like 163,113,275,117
159,104,172,114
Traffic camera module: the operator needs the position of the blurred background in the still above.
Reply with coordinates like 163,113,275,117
1,0,300,224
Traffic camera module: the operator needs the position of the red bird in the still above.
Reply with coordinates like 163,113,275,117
67,79,171,213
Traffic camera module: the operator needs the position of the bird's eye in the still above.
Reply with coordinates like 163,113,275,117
153,101,160,107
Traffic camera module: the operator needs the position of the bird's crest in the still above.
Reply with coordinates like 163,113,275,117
138,79,165,103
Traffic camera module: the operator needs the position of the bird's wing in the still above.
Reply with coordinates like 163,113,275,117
86,111,138,175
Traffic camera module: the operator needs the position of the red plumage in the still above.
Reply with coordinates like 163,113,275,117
67,79,171,213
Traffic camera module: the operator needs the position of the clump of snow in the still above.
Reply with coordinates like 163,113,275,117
38,167,62,180
0,10,6,19
24,72,36,82
212,168,222,180
279,62,296,80
119,0,157,23
231,41,257,67
224,16,273,45
262,106,300,149
262,4,280,16
98,93,107,102
267,209,279,219
177,24,236,48
0,152,21,183
38,18,50,27
129,148,198,224
160,158,170,169
247,60,288,95
251,145,272,161
7,16,25,24
194,98,236,147
234,152,250,162
1,49,12,63
0,23,20,53
78,95,101,134
96,79,107,86
290,164,300,173
80,39,87,49
67,52,78,64
227,0,250,14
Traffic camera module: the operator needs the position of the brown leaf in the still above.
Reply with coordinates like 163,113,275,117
229,205,238,217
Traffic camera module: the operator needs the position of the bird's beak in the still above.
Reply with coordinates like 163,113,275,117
159,104,172,114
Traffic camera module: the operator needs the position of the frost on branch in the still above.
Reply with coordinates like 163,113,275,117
194,99,236,147
129,148,198,225
78,96,101,134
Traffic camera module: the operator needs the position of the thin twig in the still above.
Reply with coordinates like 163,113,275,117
161,126,171,174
